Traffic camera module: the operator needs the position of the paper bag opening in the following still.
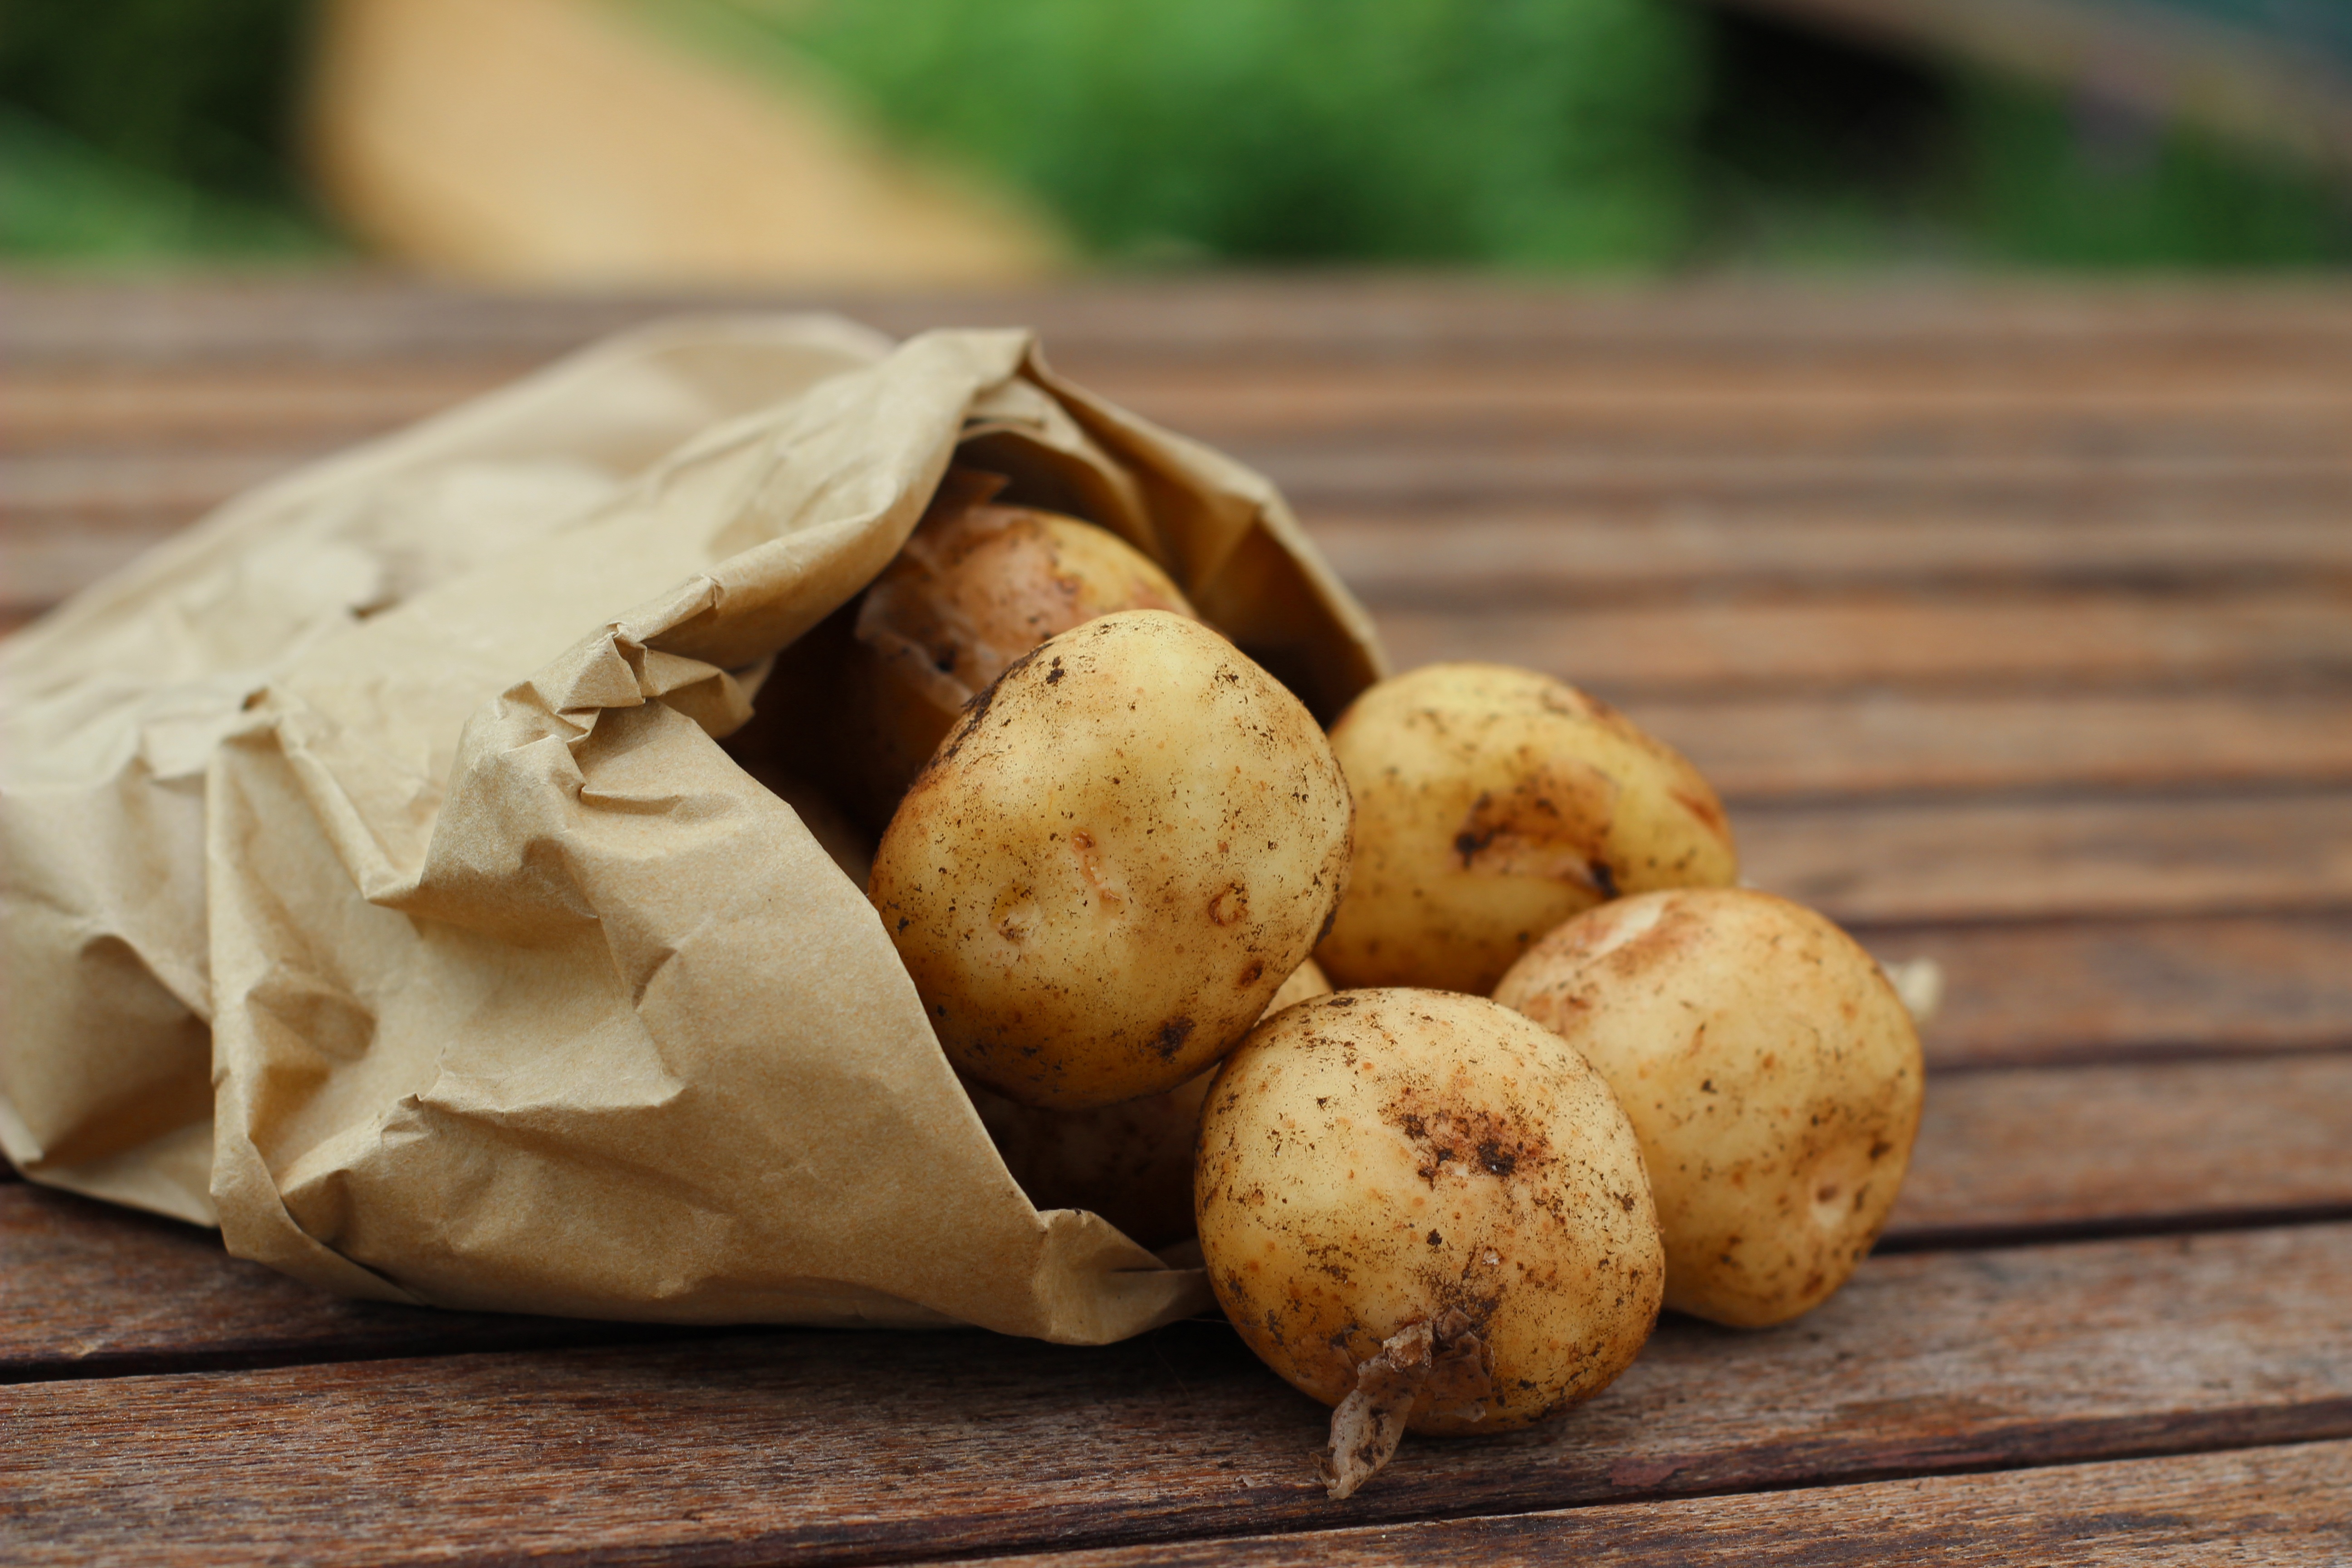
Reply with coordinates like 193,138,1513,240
0,316,1383,1344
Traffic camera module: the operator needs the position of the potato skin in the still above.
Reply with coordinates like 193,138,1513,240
824,471,1196,831
1196,989,1662,1433
1493,888,1924,1328
1316,663,1736,996
872,611,1352,1110
967,959,1331,1248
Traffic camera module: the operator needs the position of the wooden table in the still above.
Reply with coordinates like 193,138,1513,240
5,275,2351,1564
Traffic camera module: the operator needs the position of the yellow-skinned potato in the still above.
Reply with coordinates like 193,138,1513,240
1197,989,1661,1494
871,611,1352,1111
824,468,1196,830
966,959,1331,1248
1316,662,1736,996
1493,887,1924,1328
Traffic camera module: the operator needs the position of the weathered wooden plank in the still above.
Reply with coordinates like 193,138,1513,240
4,1225,2348,1565
1264,450,2352,516
10,276,2352,367
1309,509,2352,603
1644,693,2352,801
20,502,2352,619
0,451,297,534
1870,914,2352,1070
950,1440,2352,1566
10,509,2349,706
17,505,2352,654
1092,367,2352,458
15,446,2350,544
0,363,528,455
0,1185,682,1382
8,1053,2346,1378
1889,1053,2352,1245
1377,593,2352,699
15,358,2352,458
1740,790,2352,927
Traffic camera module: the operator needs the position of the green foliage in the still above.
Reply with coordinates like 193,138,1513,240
0,107,333,260
778,0,1705,267
0,0,335,260
3,0,2349,269
1958,75,2352,268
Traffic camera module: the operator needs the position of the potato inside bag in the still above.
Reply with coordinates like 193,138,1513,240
0,318,1383,1342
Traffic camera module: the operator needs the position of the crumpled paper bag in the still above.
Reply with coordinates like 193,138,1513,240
0,316,1383,1341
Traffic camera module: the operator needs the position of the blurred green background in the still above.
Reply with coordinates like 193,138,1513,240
5,0,2351,270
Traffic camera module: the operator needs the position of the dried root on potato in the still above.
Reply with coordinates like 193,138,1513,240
965,959,1331,1249
1196,989,1662,1497
872,611,1352,1111
1494,887,1924,1328
1316,662,1736,997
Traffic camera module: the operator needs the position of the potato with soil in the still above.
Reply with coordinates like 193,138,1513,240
871,611,1352,1111
1316,662,1736,996
1494,887,1924,1328
967,960,1331,1248
1197,989,1662,1495
807,468,1198,831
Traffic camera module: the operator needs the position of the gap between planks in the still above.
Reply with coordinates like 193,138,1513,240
8,1050,2352,1382
12,277,2352,366
14,358,2352,458
13,446,2352,536
929,1439,2352,1567
17,505,2352,608
4,1225,2348,1567
11,576,2352,711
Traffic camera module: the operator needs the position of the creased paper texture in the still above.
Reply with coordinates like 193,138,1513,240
1,317,1383,1343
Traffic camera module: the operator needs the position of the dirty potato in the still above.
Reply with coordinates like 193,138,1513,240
871,611,1352,1110
823,467,1197,829
1316,662,1736,997
1197,989,1661,1494
1494,887,1924,1328
968,959,1331,1248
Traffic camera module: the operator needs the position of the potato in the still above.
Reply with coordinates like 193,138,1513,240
967,959,1331,1249
1197,989,1661,1495
1493,887,1924,1328
818,467,1197,830
871,610,1352,1110
1316,662,1736,996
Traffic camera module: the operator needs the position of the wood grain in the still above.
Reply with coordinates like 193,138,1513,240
9,275,2352,1563
18,505,2352,616
1642,692,2352,800
12,529,2352,719
13,446,2349,540
11,276,2352,366
1257,448,2352,515
5,1054,2345,1379
1740,789,2352,927
17,357,2352,459
4,1225,2348,1565
0,363,529,455
1377,593,2352,699
0,1185,682,1382
1871,914,2352,1070
1308,508,2352,603
955,1439,2352,1566
1890,1053,2352,1244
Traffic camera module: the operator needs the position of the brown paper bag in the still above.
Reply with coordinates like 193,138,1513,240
0,317,1383,1341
